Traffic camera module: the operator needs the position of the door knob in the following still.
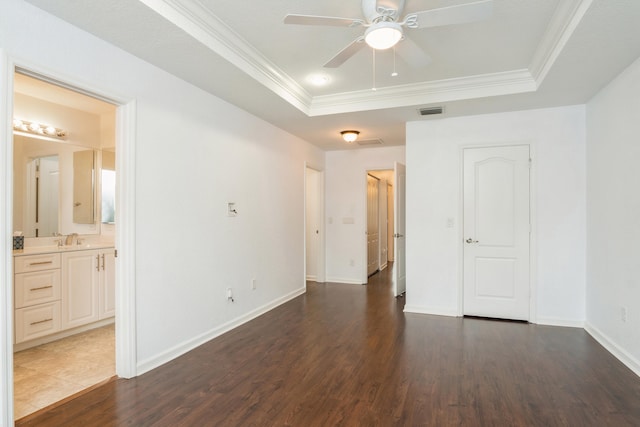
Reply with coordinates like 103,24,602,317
466,238,479,243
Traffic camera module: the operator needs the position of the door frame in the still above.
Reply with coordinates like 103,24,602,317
457,142,537,323
1,54,138,423
304,163,325,284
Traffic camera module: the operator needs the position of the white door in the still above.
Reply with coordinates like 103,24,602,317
366,174,379,276
62,250,100,329
387,183,394,262
392,162,406,296
305,168,319,281
100,249,116,319
463,146,530,320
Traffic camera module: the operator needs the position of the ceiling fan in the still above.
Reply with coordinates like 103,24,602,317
284,0,493,68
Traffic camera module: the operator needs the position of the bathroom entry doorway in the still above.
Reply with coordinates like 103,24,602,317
5,68,136,421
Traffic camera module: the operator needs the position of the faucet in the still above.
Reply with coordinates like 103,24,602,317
65,233,78,246
53,232,64,247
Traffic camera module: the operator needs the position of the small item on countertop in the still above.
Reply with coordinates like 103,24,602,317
13,231,24,250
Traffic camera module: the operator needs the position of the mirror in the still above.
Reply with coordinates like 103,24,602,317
13,134,97,237
101,149,116,224
13,72,117,240
73,149,95,224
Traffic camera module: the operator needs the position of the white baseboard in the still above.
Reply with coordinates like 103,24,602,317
137,287,306,375
535,317,584,328
325,277,365,285
584,321,640,378
306,274,317,281
380,263,388,271
404,305,459,317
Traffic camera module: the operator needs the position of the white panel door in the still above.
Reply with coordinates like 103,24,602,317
366,174,379,277
393,162,406,297
305,168,319,281
463,146,530,320
62,250,100,329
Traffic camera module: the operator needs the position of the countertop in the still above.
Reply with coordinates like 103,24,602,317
13,243,115,257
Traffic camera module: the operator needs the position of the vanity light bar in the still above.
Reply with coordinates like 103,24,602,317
13,118,67,139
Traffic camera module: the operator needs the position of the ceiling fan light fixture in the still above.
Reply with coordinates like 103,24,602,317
341,130,360,143
365,21,403,50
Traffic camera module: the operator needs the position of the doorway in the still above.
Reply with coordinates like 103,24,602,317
2,64,137,423
11,72,117,418
366,169,399,286
305,166,325,283
462,145,531,321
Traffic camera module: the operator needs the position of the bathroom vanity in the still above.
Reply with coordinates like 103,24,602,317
13,243,115,350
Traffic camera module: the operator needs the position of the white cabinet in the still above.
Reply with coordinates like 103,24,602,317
99,249,116,319
61,248,116,329
62,250,100,329
14,253,62,344
14,246,115,346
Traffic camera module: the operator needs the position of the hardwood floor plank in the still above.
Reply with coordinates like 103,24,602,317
17,266,640,426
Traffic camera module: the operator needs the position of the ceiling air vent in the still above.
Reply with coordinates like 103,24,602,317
419,106,444,116
356,138,384,146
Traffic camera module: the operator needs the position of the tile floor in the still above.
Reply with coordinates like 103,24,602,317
13,324,115,420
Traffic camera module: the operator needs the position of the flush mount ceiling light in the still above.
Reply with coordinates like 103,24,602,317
341,130,360,143
13,118,67,139
308,74,331,86
365,21,403,50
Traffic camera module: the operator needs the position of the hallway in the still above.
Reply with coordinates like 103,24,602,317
18,267,640,426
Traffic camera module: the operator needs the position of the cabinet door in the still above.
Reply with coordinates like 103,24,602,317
100,249,116,319
62,250,100,329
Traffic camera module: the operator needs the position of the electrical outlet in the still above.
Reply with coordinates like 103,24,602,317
251,279,256,290
621,306,627,323
227,287,234,302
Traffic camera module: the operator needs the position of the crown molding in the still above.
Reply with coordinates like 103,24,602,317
309,70,536,116
529,0,593,85
140,0,591,118
138,0,312,114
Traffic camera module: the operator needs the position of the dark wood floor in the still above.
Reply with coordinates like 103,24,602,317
17,265,640,426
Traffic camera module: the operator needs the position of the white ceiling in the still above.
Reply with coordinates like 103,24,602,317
24,0,640,150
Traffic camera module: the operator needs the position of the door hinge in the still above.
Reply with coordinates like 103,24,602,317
528,158,532,168
114,249,118,258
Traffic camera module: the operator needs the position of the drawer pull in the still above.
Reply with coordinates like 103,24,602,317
101,254,105,271
30,318,53,326
28,261,53,266
30,285,53,291
96,254,100,271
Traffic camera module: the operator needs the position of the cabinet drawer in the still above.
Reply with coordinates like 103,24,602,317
15,270,61,309
15,301,61,344
14,253,61,274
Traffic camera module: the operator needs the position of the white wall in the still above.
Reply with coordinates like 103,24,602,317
325,147,405,284
585,56,640,375
0,0,324,423
405,106,586,325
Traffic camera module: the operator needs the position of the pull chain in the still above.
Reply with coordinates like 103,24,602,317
392,47,398,77
372,48,377,91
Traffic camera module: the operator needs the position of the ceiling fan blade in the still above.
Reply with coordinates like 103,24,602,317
410,0,493,29
284,14,364,27
395,36,431,68
324,37,366,68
